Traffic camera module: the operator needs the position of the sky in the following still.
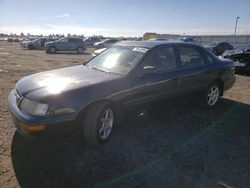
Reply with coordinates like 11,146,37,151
0,0,250,37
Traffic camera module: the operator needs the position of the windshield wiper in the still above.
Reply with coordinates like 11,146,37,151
85,64,123,75
85,64,111,73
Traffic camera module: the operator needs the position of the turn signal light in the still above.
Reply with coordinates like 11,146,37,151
20,123,45,132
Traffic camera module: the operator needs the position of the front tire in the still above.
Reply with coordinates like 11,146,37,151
28,44,35,50
49,46,56,54
83,102,115,146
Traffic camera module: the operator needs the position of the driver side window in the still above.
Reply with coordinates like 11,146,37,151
143,47,176,72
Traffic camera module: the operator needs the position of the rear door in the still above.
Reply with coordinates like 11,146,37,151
56,38,69,51
128,45,181,106
175,44,216,93
67,38,78,51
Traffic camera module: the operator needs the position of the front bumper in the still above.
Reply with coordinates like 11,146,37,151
8,90,78,138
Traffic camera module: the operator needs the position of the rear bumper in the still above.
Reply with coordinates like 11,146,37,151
8,90,78,138
223,75,236,91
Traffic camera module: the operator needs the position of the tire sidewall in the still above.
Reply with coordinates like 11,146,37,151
82,102,116,146
49,47,56,54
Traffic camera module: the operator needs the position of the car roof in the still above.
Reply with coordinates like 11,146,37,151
115,40,201,49
65,37,81,39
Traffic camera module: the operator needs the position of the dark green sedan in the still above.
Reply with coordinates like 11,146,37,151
8,41,236,146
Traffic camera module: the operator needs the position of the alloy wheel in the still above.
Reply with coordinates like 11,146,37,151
99,109,113,140
207,85,219,106
50,47,56,54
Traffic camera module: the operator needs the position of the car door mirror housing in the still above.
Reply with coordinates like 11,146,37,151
142,66,156,75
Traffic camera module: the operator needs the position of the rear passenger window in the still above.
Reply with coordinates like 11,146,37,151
69,38,81,42
177,46,206,68
205,51,214,64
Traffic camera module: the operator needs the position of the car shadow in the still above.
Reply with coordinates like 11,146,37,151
11,98,250,188
21,48,92,55
50,52,91,55
21,48,44,51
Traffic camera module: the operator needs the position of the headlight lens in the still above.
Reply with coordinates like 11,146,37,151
34,103,49,116
20,98,49,116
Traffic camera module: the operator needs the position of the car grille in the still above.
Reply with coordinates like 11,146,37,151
15,89,23,106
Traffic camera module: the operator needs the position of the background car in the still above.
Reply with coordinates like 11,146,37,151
148,38,168,41
205,42,233,56
8,41,236,146
20,37,53,50
45,37,86,54
7,38,13,42
180,37,194,43
93,39,119,48
222,44,250,74
84,37,101,47
92,47,107,56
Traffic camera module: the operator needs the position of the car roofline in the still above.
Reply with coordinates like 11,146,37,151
114,41,203,49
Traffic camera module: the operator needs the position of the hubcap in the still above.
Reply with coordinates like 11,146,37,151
50,47,56,53
99,109,113,140
207,86,219,106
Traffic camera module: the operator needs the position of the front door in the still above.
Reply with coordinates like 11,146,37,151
127,45,181,107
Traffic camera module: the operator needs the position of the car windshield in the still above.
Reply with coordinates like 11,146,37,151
86,46,148,75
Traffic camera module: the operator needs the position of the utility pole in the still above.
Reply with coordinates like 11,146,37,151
234,16,240,35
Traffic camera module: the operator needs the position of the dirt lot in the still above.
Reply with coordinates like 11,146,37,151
0,42,250,188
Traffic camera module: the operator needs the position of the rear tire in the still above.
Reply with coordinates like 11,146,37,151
77,47,84,54
204,82,222,107
82,102,115,146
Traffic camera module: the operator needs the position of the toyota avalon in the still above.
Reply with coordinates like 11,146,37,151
8,41,236,146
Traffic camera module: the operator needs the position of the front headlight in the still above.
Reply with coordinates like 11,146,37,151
20,98,49,116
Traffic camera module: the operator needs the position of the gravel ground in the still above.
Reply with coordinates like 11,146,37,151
0,42,250,188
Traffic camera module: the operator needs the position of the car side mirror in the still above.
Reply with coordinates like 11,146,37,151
142,66,156,75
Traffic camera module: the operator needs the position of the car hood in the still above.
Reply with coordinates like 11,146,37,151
23,41,32,44
94,42,103,45
16,65,122,97
45,41,55,45
222,49,243,57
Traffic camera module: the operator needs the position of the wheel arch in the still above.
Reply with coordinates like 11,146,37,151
76,99,124,127
211,78,224,96
49,45,57,50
